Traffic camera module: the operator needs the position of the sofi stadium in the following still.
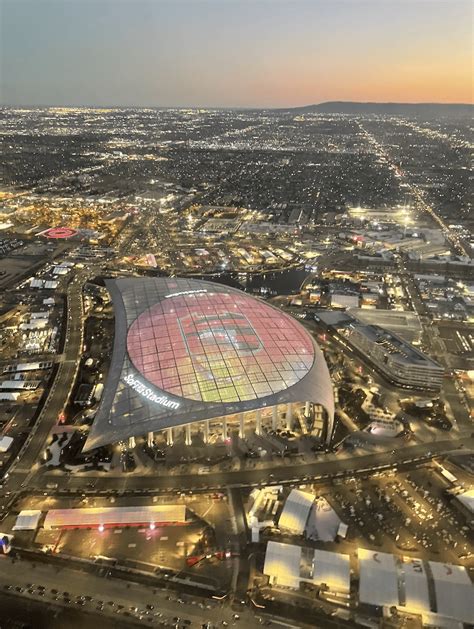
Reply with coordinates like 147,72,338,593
84,278,334,451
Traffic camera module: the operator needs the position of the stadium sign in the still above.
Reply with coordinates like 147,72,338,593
123,374,180,410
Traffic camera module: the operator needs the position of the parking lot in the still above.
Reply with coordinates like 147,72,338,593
437,322,473,357
265,464,473,568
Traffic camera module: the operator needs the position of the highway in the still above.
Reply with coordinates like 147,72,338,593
2,269,89,494
357,122,468,257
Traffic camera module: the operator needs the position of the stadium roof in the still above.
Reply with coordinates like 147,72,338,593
278,489,315,535
85,278,334,450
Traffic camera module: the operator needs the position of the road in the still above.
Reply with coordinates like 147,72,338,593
228,488,252,603
0,554,271,629
29,434,474,494
357,122,468,257
3,269,90,494
401,271,471,430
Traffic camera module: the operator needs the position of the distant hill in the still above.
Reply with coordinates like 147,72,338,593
285,101,473,117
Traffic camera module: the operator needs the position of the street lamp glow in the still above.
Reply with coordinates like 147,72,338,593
149,522,156,530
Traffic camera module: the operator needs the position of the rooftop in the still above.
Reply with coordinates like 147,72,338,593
278,489,315,535
85,278,334,450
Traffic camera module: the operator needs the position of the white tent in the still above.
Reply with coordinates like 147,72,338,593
456,489,474,514
44,505,186,529
312,549,350,593
13,510,42,531
278,489,314,535
0,436,14,453
429,562,474,625
306,497,341,541
0,392,19,401
263,541,301,589
358,548,399,607
400,558,430,614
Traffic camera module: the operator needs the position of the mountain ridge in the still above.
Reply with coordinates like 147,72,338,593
282,101,473,117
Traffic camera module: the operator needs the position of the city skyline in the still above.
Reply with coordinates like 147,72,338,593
1,0,473,108
1,1,473,626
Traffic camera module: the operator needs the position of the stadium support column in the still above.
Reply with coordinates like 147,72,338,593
239,413,245,439
203,420,210,444
314,404,325,440
222,417,228,441
185,424,192,446
255,409,262,436
166,427,173,446
286,403,293,430
272,406,278,430
147,432,154,447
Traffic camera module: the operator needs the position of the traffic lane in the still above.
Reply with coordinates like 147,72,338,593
33,436,474,493
3,279,86,485
18,360,80,472
0,554,263,628
0,592,142,629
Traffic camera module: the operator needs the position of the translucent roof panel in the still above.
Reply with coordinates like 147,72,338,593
84,278,334,451
127,291,314,404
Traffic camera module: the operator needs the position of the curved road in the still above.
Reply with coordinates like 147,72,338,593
3,270,88,494
33,434,474,493
2,267,471,501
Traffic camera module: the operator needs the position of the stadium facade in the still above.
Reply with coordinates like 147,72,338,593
84,278,334,451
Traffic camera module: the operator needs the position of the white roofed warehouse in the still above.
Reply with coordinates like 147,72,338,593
358,548,399,608
263,542,350,595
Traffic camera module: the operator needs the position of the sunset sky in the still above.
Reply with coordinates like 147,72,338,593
1,0,472,107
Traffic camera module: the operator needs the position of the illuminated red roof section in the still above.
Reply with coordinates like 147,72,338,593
126,291,314,404
84,278,335,451
40,227,79,239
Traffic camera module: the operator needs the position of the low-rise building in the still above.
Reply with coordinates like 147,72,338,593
345,322,443,390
